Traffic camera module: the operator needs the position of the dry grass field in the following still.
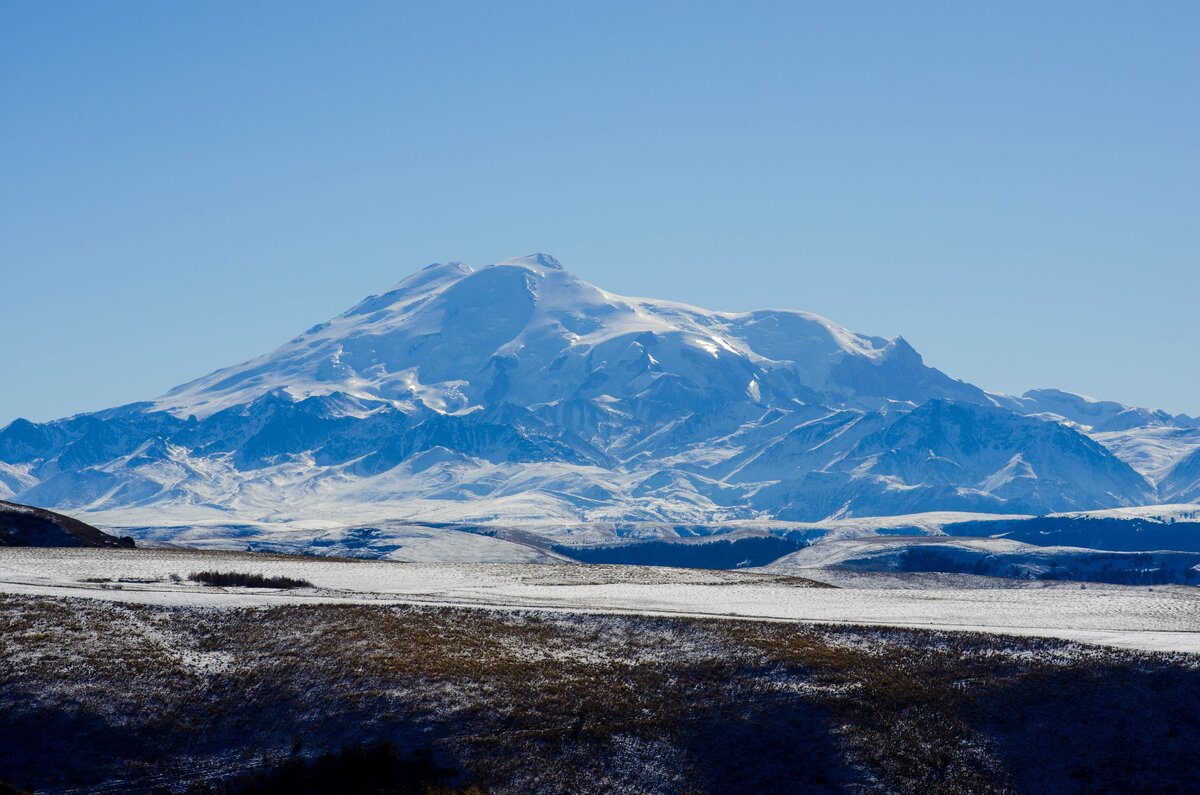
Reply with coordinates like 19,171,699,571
2,592,1198,794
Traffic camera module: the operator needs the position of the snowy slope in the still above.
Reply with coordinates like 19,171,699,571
0,253,1193,547
1160,447,1200,503
760,535,1200,585
1091,426,1200,484
996,389,1200,484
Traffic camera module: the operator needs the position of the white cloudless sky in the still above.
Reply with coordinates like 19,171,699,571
2,1,1197,422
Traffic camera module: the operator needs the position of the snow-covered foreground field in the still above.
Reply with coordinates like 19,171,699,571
3,547,1197,653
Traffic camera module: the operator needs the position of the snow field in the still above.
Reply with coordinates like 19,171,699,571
2,547,1198,654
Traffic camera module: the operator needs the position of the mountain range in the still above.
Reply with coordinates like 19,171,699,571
3,253,1198,542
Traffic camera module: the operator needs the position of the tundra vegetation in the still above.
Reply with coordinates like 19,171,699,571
1,595,1197,794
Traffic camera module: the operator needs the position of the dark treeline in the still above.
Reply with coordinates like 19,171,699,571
189,571,313,589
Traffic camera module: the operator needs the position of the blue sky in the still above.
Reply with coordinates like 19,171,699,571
2,1,1197,422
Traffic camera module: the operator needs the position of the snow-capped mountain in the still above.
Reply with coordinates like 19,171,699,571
995,388,1198,432
1,253,1194,534
155,253,988,419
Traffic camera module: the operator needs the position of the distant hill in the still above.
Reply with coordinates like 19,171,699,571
761,534,1200,586
0,500,133,548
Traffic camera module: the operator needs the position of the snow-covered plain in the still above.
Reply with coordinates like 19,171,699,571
3,547,1197,654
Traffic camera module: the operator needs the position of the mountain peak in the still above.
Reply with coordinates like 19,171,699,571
496,252,564,271
148,253,1013,420
421,259,473,273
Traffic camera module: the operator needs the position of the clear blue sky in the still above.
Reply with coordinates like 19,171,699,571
2,1,1197,423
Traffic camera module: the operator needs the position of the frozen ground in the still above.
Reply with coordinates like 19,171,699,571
2,547,1197,654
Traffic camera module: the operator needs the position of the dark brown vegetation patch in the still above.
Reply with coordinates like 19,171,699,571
189,571,314,589
0,595,1196,794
